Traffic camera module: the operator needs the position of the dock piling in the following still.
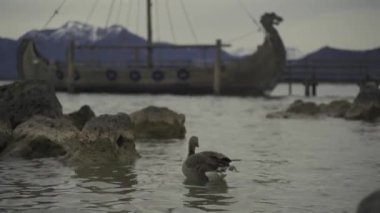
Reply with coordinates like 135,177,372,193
213,39,222,95
66,40,75,93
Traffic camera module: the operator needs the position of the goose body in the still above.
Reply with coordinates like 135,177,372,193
182,136,233,182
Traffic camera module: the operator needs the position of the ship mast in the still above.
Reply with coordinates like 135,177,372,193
147,0,153,68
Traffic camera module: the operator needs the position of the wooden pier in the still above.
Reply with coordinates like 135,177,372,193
281,59,380,96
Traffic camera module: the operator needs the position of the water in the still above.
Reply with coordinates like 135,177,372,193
1,84,379,213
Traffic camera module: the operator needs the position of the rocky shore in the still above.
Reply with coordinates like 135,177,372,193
267,82,380,122
0,80,186,166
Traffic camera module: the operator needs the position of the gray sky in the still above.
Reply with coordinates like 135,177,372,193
1,0,380,55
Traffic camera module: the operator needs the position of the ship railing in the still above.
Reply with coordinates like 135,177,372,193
74,43,230,68
66,40,229,94
73,59,203,70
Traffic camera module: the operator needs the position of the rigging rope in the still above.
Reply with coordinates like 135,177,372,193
105,0,116,27
43,0,67,28
116,0,123,24
226,30,256,43
85,0,99,23
125,0,133,28
179,0,198,43
236,0,262,32
136,0,140,34
165,0,176,43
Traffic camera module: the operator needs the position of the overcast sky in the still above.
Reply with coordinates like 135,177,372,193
1,0,380,55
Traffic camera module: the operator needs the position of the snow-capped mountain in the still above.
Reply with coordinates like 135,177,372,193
18,21,232,63
21,21,145,44
0,21,235,79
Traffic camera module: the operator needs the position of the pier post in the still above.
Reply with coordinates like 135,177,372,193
287,67,293,95
66,40,75,93
304,68,318,97
311,70,317,96
304,83,310,97
311,83,317,96
146,0,153,68
288,81,293,96
213,39,222,95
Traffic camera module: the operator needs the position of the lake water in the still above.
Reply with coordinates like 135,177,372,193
0,84,379,213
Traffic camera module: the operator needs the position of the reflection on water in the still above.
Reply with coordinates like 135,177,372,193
0,158,77,211
183,179,235,212
73,163,137,195
0,159,139,212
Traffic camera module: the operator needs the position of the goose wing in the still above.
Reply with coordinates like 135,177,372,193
185,151,231,174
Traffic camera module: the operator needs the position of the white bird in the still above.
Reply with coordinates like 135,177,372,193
182,136,236,182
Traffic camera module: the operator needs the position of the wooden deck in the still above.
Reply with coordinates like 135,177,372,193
280,59,380,96
281,59,380,84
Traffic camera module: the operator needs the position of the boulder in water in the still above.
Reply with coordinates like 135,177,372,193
69,113,140,165
0,116,79,159
66,105,96,130
320,100,351,118
0,81,141,164
0,80,62,128
0,113,140,166
287,100,320,115
130,106,186,139
266,99,321,119
0,118,12,152
357,190,380,213
345,83,380,121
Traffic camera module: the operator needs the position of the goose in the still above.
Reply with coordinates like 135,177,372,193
182,136,236,182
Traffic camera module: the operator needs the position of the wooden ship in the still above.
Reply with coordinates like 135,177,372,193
17,1,286,96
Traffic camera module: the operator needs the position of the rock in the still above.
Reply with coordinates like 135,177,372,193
0,116,79,159
266,111,306,119
66,105,96,130
266,100,321,119
70,113,140,165
287,100,320,115
266,85,380,122
81,113,134,142
0,113,140,165
357,190,380,213
0,81,140,164
0,118,12,152
355,82,380,104
345,104,380,121
0,80,62,128
320,100,351,118
345,83,380,121
130,106,186,139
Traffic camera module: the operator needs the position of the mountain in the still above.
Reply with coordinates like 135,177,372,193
0,21,236,79
19,21,152,62
301,46,365,60
0,37,18,79
19,21,234,68
363,47,380,60
297,46,380,62
24,21,144,44
287,46,380,81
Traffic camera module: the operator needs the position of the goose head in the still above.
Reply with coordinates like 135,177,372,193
188,136,199,156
